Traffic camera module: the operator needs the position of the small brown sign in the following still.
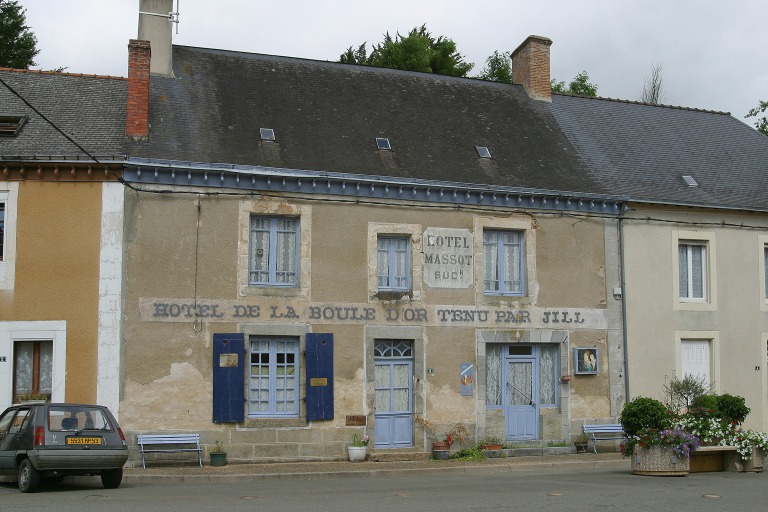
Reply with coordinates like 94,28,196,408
309,377,328,387
346,415,366,426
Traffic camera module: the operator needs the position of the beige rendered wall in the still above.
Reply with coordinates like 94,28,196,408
0,181,103,403
623,206,768,431
119,189,618,459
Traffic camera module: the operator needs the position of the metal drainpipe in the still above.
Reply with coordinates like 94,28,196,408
618,207,630,403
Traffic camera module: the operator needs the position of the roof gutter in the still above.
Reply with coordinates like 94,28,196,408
123,157,629,215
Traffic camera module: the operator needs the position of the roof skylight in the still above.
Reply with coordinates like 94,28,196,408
681,175,698,187
260,128,276,141
0,114,28,137
476,146,491,159
376,138,391,150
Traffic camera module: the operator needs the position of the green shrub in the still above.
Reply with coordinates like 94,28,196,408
620,397,671,437
717,394,750,424
690,394,719,416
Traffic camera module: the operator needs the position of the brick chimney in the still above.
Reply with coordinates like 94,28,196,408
126,39,151,140
511,35,553,102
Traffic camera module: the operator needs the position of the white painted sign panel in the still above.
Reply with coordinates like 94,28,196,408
422,227,474,288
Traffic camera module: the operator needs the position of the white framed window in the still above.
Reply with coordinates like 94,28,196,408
483,230,524,295
0,321,67,410
0,184,18,291
681,339,712,391
764,244,768,303
679,242,707,301
0,198,5,261
247,336,299,417
13,340,53,402
249,216,299,287
377,236,411,291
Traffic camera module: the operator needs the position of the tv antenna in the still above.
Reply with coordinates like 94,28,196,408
139,0,181,34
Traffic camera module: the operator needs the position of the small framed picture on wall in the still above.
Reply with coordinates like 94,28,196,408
574,348,599,375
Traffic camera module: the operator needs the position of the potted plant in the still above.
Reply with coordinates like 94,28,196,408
347,432,369,462
415,416,470,460
210,441,227,467
573,433,590,453
620,396,698,475
16,392,50,404
478,437,503,457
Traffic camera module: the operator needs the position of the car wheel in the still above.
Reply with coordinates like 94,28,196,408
18,459,40,493
100,468,123,489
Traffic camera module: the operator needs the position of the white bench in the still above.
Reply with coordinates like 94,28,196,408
137,433,203,468
583,424,625,454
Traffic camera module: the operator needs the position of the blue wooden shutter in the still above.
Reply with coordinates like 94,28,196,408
305,333,333,421
213,333,245,423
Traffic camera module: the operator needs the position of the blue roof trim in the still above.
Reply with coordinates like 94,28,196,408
123,158,627,215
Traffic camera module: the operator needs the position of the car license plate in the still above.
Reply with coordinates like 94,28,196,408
66,437,102,445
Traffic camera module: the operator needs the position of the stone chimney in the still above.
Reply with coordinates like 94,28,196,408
138,0,174,76
511,35,553,102
126,40,151,140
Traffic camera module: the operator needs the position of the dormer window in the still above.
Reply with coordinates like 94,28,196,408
376,138,391,150
0,114,28,137
260,128,276,141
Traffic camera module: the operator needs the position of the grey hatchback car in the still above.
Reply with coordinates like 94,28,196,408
0,402,129,492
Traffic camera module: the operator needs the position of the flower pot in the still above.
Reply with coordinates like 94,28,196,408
210,452,227,466
482,444,503,458
632,445,689,476
347,445,367,462
432,441,451,460
575,443,589,454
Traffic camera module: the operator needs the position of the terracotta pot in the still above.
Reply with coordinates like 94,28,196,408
432,441,451,460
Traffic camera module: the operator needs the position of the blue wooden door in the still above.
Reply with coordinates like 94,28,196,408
213,333,245,423
504,357,539,440
373,359,413,447
305,333,333,421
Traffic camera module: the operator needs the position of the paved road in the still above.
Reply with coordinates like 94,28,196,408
1,466,765,512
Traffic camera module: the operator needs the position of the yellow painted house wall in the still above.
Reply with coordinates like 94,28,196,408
0,181,103,404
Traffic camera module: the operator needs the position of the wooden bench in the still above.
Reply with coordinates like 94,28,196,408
137,434,203,468
583,424,625,454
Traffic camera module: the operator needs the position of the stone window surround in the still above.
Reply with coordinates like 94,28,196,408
673,230,717,311
675,331,720,394
0,183,18,291
237,199,311,300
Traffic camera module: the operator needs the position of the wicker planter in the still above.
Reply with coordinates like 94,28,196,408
632,445,689,476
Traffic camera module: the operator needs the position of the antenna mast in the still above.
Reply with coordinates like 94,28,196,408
139,0,180,34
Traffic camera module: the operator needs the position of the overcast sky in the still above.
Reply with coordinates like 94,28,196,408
17,0,768,131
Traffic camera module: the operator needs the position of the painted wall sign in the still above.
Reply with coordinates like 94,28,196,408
422,227,474,289
140,298,608,330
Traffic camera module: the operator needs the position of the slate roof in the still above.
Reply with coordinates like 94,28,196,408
549,94,768,211
124,45,606,196
0,69,127,160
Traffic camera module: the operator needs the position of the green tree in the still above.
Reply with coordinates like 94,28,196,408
476,50,512,83
0,0,39,69
339,24,473,77
746,100,768,137
551,70,598,96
